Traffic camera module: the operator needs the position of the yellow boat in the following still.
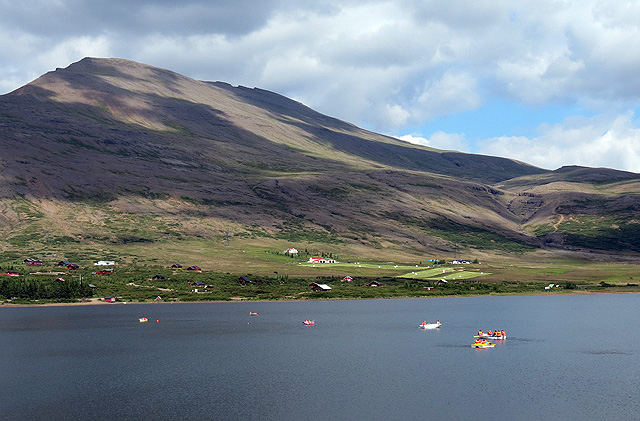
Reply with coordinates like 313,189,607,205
139,318,148,323
471,341,494,348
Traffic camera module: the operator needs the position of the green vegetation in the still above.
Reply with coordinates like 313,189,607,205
2,254,640,305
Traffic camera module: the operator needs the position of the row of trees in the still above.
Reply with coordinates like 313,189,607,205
0,278,93,300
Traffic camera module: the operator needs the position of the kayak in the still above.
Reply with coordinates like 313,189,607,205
303,320,315,325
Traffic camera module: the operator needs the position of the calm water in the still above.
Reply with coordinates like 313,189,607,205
1,294,639,420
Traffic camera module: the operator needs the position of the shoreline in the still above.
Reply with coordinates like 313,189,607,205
1,289,637,308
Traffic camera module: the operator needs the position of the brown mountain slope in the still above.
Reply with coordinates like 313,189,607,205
1,57,639,257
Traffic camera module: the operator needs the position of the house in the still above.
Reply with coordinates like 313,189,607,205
94,269,116,275
448,260,472,265
171,264,183,269
366,280,383,287
151,274,165,280
66,263,79,270
95,261,116,266
57,260,72,267
0,271,20,276
54,277,65,282
238,276,252,286
436,279,448,285
24,258,43,266
186,265,202,272
284,248,299,255
155,296,163,302
308,257,337,264
104,296,116,303
341,276,353,282
309,282,332,291
545,284,562,290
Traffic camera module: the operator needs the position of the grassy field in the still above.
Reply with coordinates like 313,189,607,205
2,238,640,304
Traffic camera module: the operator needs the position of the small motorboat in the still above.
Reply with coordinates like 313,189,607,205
471,341,495,348
303,320,315,325
139,318,148,323
418,320,441,329
249,312,258,316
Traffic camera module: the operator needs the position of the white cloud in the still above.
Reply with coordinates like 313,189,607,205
399,132,471,153
3,1,640,171
479,111,640,172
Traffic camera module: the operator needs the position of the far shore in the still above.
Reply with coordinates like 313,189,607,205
1,289,637,308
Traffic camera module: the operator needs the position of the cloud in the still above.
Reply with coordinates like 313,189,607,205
479,111,640,172
399,132,471,152
2,0,640,172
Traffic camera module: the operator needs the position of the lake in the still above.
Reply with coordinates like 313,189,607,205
1,294,639,420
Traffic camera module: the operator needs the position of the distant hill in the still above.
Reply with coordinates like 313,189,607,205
1,57,639,258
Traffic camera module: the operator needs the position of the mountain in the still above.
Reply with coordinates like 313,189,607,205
1,57,640,259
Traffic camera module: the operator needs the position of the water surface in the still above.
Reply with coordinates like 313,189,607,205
1,294,639,420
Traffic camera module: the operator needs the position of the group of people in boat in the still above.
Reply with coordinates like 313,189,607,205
477,329,506,337
473,339,491,346
420,320,441,326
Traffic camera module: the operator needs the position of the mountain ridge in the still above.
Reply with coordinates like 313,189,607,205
1,57,639,258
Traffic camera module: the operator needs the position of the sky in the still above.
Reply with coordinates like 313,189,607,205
2,0,640,172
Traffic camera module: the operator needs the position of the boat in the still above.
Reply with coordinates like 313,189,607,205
474,334,506,340
139,318,148,323
471,340,495,348
249,312,258,316
418,320,441,329
475,330,506,340
303,320,315,325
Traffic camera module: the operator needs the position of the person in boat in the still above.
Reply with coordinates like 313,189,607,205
421,321,427,326
488,330,493,336
436,320,441,325
478,330,483,335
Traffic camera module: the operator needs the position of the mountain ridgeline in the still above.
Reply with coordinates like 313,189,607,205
1,57,640,257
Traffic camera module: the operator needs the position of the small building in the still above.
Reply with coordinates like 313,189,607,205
95,261,116,266
171,264,183,269
151,274,165,280
308,257,337,264
57,260,72,267
66,263,79,270
309,282,332,291
1,271,20,276
95,269,116,275
104,296,116,303
366,280,383,287
24,258,43,266
186,265,202,272
238,276,252,286
436,279,448,285
155,296,163,302
341,276,353,282
54,277,65,282
284,248,299,255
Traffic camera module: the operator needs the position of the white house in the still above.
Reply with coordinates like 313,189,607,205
284,248,299,255
94,261,116,266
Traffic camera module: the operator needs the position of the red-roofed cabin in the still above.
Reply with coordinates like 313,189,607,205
104,296,116,303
